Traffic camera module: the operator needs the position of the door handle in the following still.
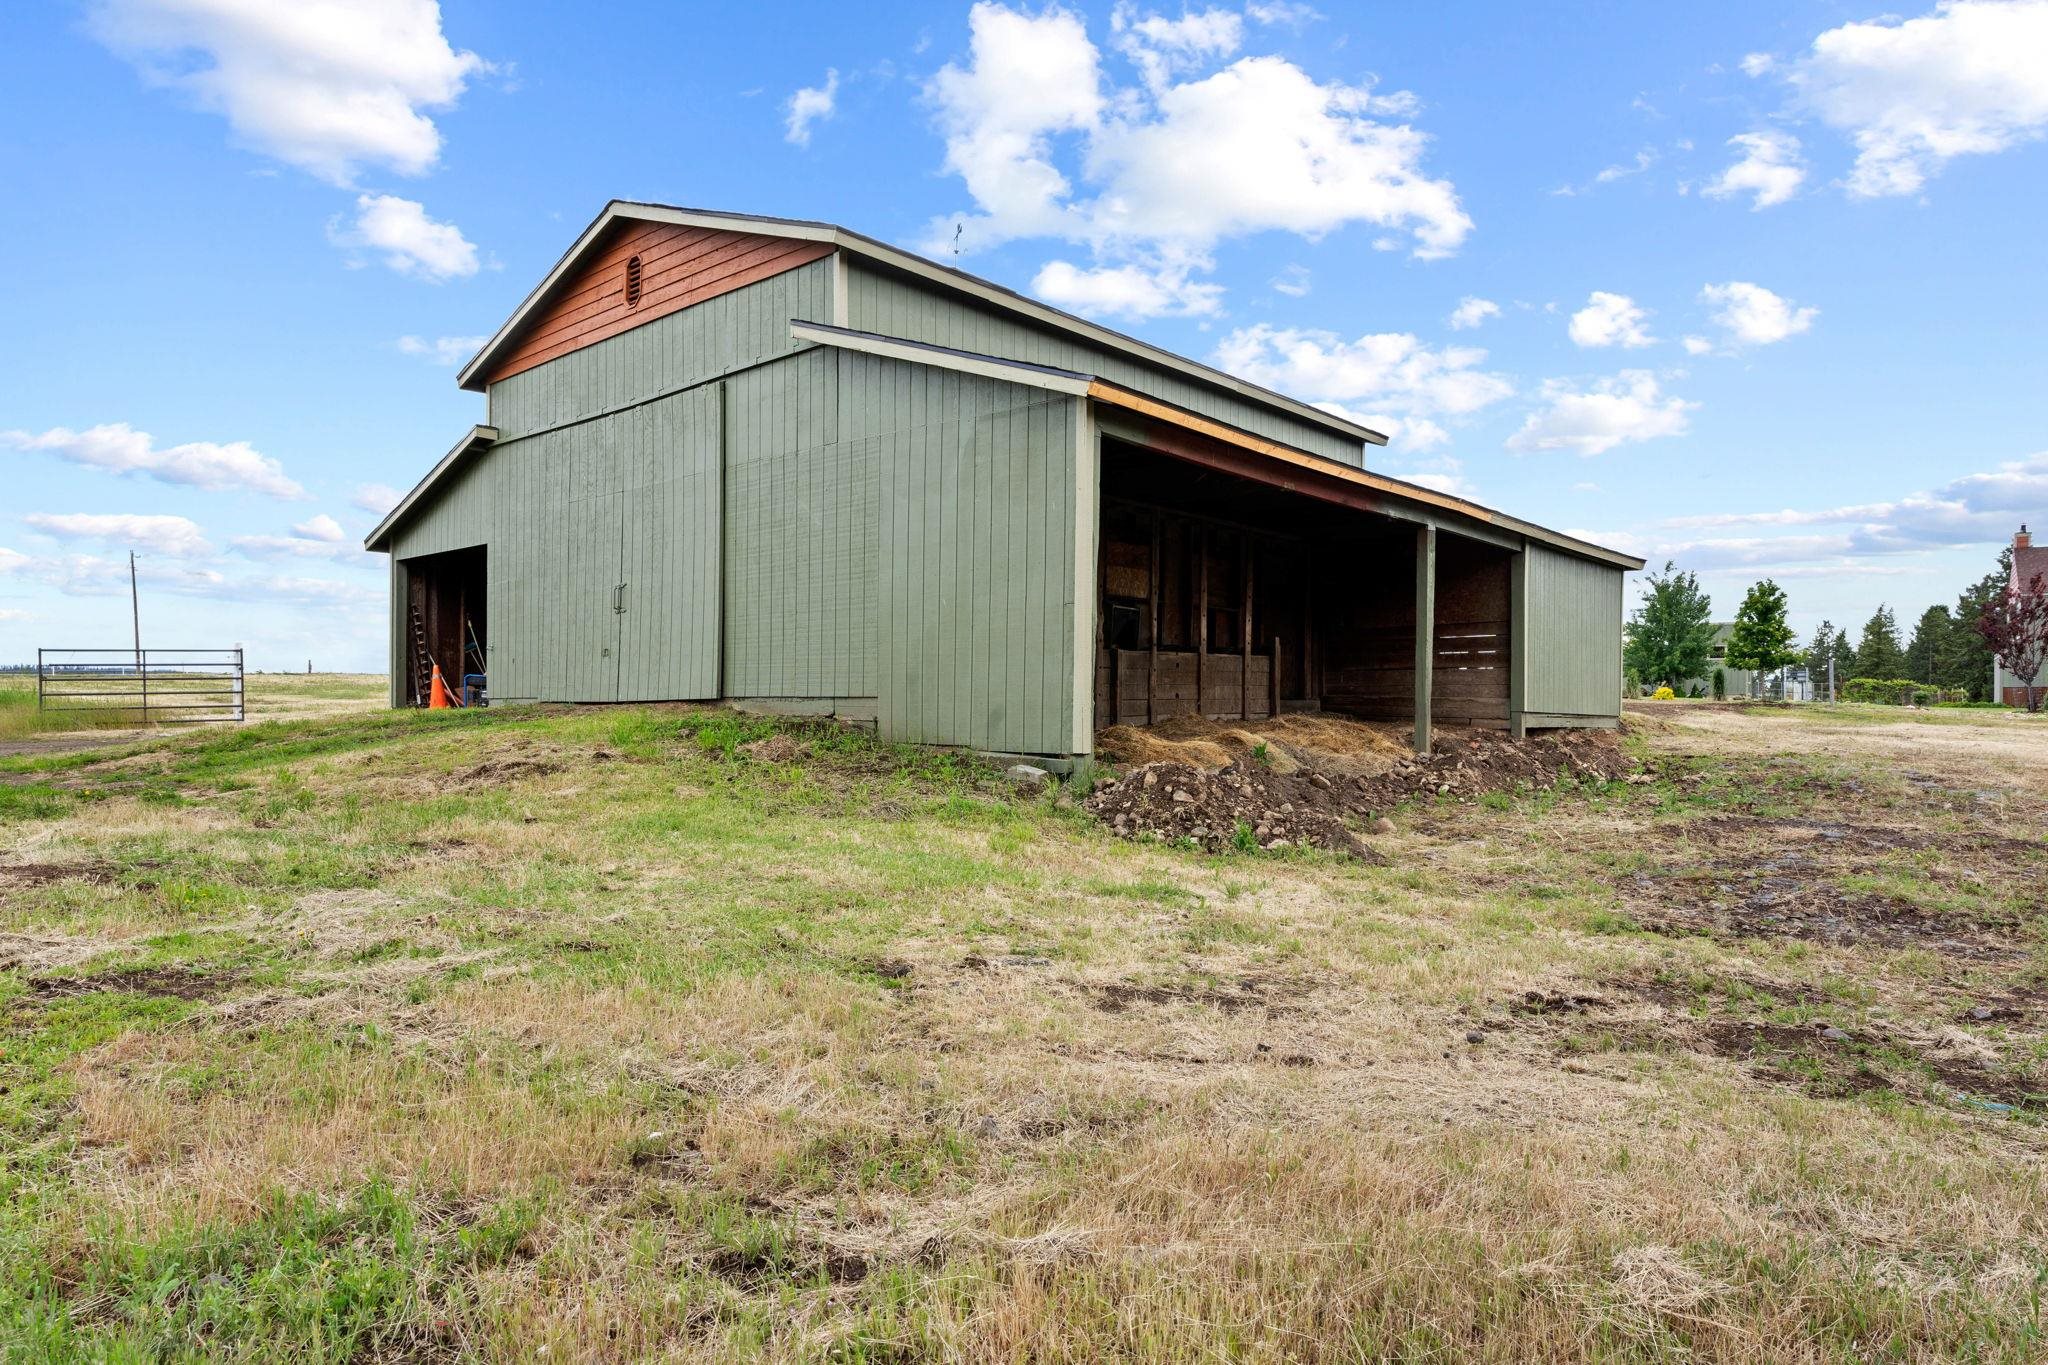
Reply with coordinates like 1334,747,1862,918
614,583,627,614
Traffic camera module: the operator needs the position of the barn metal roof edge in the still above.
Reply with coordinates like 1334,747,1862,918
795,320,1644,572
454,201,1389,450
364,425,498,551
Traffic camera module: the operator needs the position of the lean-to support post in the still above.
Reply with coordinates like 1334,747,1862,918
1414,523,1436,755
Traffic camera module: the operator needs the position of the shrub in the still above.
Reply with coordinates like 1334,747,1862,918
1712,668,1726,701
1652,686,1676,701
1841,678,1971,706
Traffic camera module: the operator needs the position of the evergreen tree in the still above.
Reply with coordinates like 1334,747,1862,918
1829,629,1856,686
1904,604,1953,684
1804,620,1843,691
1851,604,1907,679
1940,547,2014,700
1623,562,1715,689
1725,579,1800,695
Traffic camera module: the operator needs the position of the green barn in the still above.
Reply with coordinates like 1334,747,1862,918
366,202,1642,762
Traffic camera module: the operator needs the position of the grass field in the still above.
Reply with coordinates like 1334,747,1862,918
0,672,385,748
1,690,2043,1361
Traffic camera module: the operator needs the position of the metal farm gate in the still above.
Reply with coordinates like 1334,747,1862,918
36,648,246,724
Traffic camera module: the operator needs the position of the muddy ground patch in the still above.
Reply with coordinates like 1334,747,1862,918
19,965,242,1002
1495,971,2047,1113
1622,813,2043,960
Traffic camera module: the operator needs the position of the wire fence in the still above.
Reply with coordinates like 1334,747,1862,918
36,648,245,724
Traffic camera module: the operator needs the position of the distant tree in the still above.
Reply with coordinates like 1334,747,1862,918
1904,604,1954,684
1851,604,1907,681
1977,568,2048,712
1804,620,1851,697
1624,562,1715,689
1726,579,1800,698
1712,667,1727,700
1941,547,2014,700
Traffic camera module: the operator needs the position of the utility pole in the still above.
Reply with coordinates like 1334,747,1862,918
130,550,146,720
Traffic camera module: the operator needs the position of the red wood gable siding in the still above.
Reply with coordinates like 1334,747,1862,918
482,221,834,384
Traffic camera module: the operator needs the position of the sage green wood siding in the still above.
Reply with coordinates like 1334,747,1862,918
842,350,1082,755
386,383,726,704
1520,544,1625,720
617,386,721,701
486,258,833,439
845,260,1363,467
721,348,877,698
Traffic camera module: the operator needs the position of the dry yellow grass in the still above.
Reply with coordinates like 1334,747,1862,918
1,695,2043,1360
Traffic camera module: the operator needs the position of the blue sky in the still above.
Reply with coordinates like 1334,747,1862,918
2,0,2044,671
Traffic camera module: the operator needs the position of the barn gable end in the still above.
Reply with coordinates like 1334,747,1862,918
481,221,834,384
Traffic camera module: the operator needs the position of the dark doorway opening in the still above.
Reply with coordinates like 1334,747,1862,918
402,546,487,706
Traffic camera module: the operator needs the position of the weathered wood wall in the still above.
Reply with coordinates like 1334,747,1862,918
1315,533,1511,727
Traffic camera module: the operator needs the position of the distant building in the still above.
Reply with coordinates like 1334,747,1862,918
1683,624,1811,701
1994,524,2047,706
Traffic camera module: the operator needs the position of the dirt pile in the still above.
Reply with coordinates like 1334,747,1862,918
1087,760,1381,859
1087,724,1635,857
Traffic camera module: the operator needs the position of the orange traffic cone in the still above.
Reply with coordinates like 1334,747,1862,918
428,663,453,709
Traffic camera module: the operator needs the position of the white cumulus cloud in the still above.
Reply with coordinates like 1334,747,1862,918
22,512,212,558
1507,370,1695,456
1568,291,1655,348
785,68,840,145
1447,296,1500,330
353,483,405,516
1703,130,1807,208
1112,4,1244,91
2,423,305,499
336,194,479,281
1032,258,1224,318
396,334,487,365
924,3,1469,318
1213,324,1513,449
1700,281,1818,346
87,0,487,186
232,512,369,561
1789,0,2048,198
293,513,346,542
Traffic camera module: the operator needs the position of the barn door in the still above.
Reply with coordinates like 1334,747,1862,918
563,485,625,702
614,386,723,702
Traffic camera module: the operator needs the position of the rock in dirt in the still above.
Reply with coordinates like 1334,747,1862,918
1005,763,1051,792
